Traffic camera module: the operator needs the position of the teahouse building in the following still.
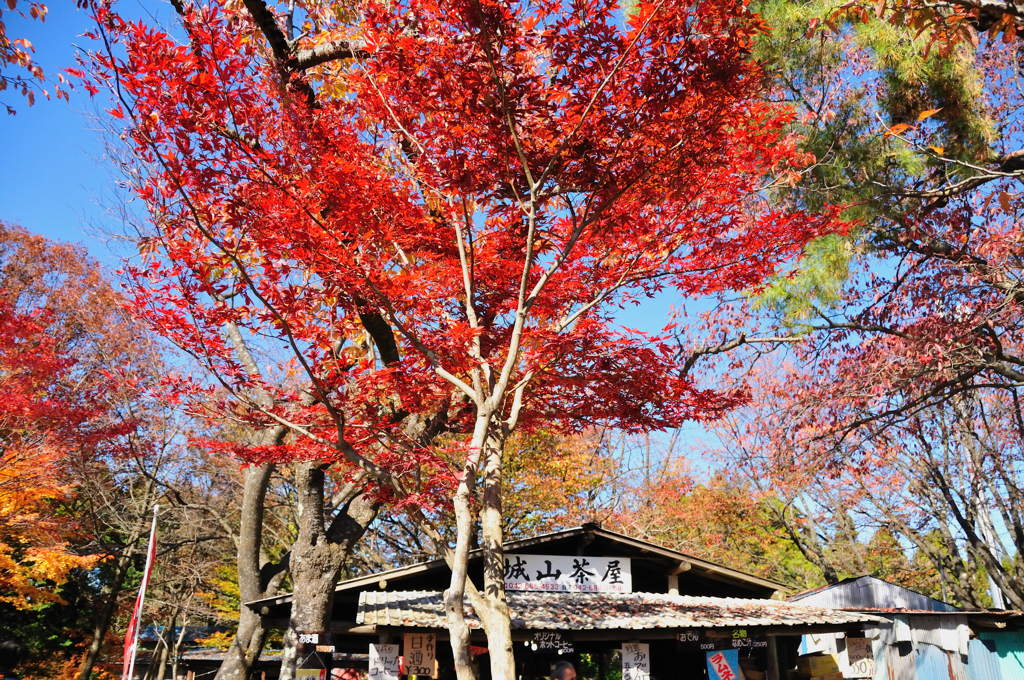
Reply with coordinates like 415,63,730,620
248,525,881,680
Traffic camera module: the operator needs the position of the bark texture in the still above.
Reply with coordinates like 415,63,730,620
279,463,379,680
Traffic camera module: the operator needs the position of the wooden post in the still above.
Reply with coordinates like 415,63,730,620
665,561,689,595
766,635,781,680
186,671,194,680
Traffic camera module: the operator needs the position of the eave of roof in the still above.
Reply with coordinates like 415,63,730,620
246,526,786,611
356,590,882,630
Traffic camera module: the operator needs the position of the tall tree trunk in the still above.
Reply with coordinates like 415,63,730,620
445,416,491,680
479,440,515,680
171,622,188,680
146,606,179,680
279,462,378,680
214,462,282,680
76,543,137,680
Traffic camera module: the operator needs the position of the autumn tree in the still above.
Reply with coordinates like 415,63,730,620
82,0,839,676
0,0,75,113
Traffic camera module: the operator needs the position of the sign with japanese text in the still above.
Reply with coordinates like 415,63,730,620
369,644,400,680
296,672,326,680
533,632,574,652
845,638,875,678
296,632,331,677
622,643,650,680
403,633,437,677
678,629,767,651
706,650,739,680
503,554,631,592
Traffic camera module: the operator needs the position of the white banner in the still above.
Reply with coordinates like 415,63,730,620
369,644,399,680
623,643,651,680
503,554,632,592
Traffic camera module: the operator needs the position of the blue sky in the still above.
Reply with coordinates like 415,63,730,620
1,2,121,261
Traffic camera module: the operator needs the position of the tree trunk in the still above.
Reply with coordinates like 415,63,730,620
214,463,280,680
445,416,491,680
279,462,378,680
146,606,178,680
76,545,136,680
479,440,515,680
171,623,188,680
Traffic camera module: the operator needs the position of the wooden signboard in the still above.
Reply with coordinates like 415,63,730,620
403,633,437,678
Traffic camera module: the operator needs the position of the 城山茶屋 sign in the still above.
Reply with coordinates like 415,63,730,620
503,554,632,592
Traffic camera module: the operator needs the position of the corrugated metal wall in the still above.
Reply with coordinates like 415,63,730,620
979,632,1024,680
791,578,960,612
968,639,1004,680
914,644,969,680
887,642,918,680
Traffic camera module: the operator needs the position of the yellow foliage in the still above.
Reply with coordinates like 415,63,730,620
0,439,98,609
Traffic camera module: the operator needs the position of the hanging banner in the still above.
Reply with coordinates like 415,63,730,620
122,506,159,680
403,633,437,677
369,644,400,680
503,554,631,592
706,650,740,680
622,643,650,680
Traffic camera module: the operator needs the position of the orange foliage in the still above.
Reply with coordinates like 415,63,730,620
0,223,141,608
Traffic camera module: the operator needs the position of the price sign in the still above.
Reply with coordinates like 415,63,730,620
678,630,767,651
403,633,437,678
846,638,875,678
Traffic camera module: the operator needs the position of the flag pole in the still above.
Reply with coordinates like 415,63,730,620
123,504,159,680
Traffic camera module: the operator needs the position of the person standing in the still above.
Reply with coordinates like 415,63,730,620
551,661,576,680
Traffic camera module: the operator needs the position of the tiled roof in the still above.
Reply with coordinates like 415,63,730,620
356,591,881,630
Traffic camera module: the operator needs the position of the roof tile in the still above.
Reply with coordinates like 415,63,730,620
356,591,880,630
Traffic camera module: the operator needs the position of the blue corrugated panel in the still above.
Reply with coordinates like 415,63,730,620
980,631,1024,680
968,638,1004,680
917,644,954,680
888,642,919,680
873,636,891,680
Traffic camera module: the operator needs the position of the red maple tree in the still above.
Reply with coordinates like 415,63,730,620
82,0,841,674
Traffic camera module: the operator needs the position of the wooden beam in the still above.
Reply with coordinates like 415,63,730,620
766,635,781,680
667,560,692,576
260,618,374,634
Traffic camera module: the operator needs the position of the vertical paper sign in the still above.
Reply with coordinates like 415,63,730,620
706,650,739,680
622,643,650,680
845,638,875,678
403,633,437,678
370,644,400,680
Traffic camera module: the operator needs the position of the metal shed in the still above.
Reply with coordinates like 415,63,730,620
788,577,1019,680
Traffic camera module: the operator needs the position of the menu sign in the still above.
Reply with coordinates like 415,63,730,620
846,638,875,678
503,554,631,592
402,633,437,678
622,643,650,680
369,644,400,680
678,629,767,651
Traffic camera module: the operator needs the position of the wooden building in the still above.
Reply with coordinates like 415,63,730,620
248,525,880,680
